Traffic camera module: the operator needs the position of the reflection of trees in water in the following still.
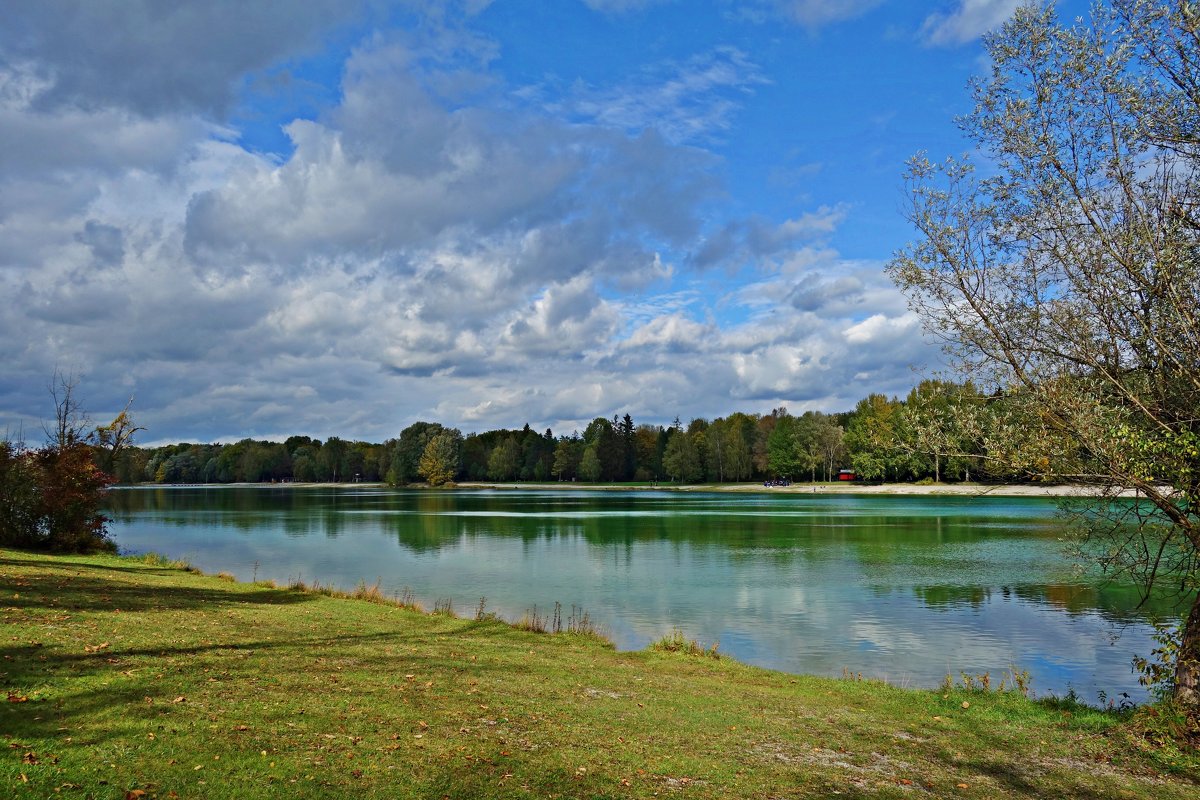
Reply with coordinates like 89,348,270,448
388,503,829,559
111,487,1061,563
1009,582,1182,620
908,582,1183,623
107,486,340,533
380,504,1058,576
404,503,463,551
110,487,1170,624
912,585,992,610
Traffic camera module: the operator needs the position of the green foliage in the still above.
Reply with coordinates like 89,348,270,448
486,436,521,481
661,426,703,483
551,435,583,481
1134,618,1184,702
651,628,720,659
845,394,905,481
765,413,801,478
418,429,462,486
578,445,602,482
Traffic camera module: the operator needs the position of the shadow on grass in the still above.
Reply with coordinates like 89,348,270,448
0,629,410,743
0,614,558,748
1,556,184,576
0,557,312,613
918,697,1198,795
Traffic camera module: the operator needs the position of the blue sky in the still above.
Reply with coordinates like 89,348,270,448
0,1,1084,444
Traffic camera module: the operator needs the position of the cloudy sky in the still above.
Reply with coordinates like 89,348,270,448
0,0,1077,445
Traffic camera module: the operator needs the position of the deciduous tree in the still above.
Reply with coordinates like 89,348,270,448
418,430,462,487
1,379,115,552
889,2,1200,703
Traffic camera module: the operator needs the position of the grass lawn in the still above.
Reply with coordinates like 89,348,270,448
1,548,1196,798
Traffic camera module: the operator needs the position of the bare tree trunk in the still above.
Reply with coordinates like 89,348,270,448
1175,592,1200,705
47,371,90,451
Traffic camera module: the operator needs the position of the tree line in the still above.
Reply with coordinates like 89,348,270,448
107,379,1092,487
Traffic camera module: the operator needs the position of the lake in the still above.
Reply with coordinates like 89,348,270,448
105,485,1170,703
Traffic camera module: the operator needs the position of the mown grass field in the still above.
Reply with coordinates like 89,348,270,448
1,548,1196,798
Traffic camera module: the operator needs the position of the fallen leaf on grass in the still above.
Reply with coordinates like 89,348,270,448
84,642,110,653
22,751,38,764
126,790,147,799
172,696,186,704
957,783,969,789
7,692,28,703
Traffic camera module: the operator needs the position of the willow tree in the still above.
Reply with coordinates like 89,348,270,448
888,1,1200,703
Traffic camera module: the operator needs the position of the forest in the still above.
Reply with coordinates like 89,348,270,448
106,379,1077,487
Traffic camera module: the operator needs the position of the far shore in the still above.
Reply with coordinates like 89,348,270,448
118,480,1140,497
457,480,1138,497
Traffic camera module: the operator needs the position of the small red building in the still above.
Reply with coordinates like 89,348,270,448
837,469,857,481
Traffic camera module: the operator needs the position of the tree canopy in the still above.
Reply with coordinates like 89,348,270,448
888,1,1200,704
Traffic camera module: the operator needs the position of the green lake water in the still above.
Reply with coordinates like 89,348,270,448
105,486,1173,702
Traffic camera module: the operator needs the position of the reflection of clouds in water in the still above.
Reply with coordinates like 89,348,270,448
849,617,933,655
584,551,1154,701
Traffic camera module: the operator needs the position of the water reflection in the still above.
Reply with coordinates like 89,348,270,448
106,486,1178,701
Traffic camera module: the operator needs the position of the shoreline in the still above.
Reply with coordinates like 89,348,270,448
114,480,1135,497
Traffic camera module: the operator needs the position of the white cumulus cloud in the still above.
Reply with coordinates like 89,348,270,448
920,0,1029,47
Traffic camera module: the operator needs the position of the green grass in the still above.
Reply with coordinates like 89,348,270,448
1,549,1196,799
